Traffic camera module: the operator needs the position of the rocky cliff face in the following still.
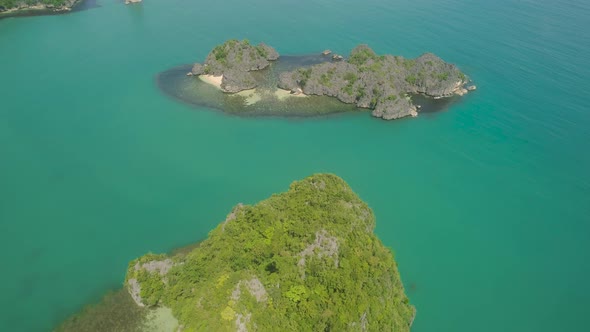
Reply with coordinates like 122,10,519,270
125,174,415,331
191,39,280,93
279,45,470,120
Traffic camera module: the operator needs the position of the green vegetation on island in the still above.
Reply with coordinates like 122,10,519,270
185,40,474,120
127,173,415,331
0,0,77,12
279,45,473,119
190,39,279,93
57,174,415,331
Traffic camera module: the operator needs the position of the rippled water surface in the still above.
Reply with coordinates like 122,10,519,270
1,0,589,331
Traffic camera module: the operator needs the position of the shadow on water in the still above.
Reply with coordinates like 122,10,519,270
157,55,462,120
411,93,463,114
72,0,100,12
0,0,99,20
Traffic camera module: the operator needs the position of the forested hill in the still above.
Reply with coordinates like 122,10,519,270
126,174,415,331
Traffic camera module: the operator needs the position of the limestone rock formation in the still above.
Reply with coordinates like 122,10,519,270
191,39,280,93
185,40,472,120
279,44,470,120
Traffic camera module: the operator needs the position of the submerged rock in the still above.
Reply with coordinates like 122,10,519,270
332,54,344,61
55,289,150,332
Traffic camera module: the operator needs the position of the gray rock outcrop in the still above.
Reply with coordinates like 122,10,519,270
125,255,176,307
372,97,418,120
190,63,204,75
405,52,467,97
297,230,340,278
192,39,280,93
279,44,469,120
220,69,257,93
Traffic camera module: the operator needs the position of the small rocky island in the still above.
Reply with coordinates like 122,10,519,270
179,39,475,120
57,174,415,331
189,39,279,93
279,45,474,119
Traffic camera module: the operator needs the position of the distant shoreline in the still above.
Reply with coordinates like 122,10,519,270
0,0,84,19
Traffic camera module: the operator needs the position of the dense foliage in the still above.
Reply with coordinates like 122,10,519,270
127,174,415,331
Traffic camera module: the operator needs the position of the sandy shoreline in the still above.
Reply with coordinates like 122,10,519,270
274,88,308,100
197,75,308,105
198,74,223,89
234,88,308,106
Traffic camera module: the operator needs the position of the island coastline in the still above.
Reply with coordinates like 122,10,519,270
0,0,120,19
0,0,81,18
198,74,223,88
179,39,476,120
56,174,415,332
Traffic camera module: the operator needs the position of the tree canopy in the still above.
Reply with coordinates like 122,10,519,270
127,174,415,331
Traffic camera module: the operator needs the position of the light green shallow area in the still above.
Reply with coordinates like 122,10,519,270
0,0,589,331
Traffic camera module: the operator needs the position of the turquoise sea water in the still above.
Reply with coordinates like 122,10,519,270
1,0,589,331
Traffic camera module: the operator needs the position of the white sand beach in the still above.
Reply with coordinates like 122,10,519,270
198,74,223,89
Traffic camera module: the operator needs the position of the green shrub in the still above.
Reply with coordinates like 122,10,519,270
405,75,417,84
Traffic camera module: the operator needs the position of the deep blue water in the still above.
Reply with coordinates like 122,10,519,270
0,0,589,331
